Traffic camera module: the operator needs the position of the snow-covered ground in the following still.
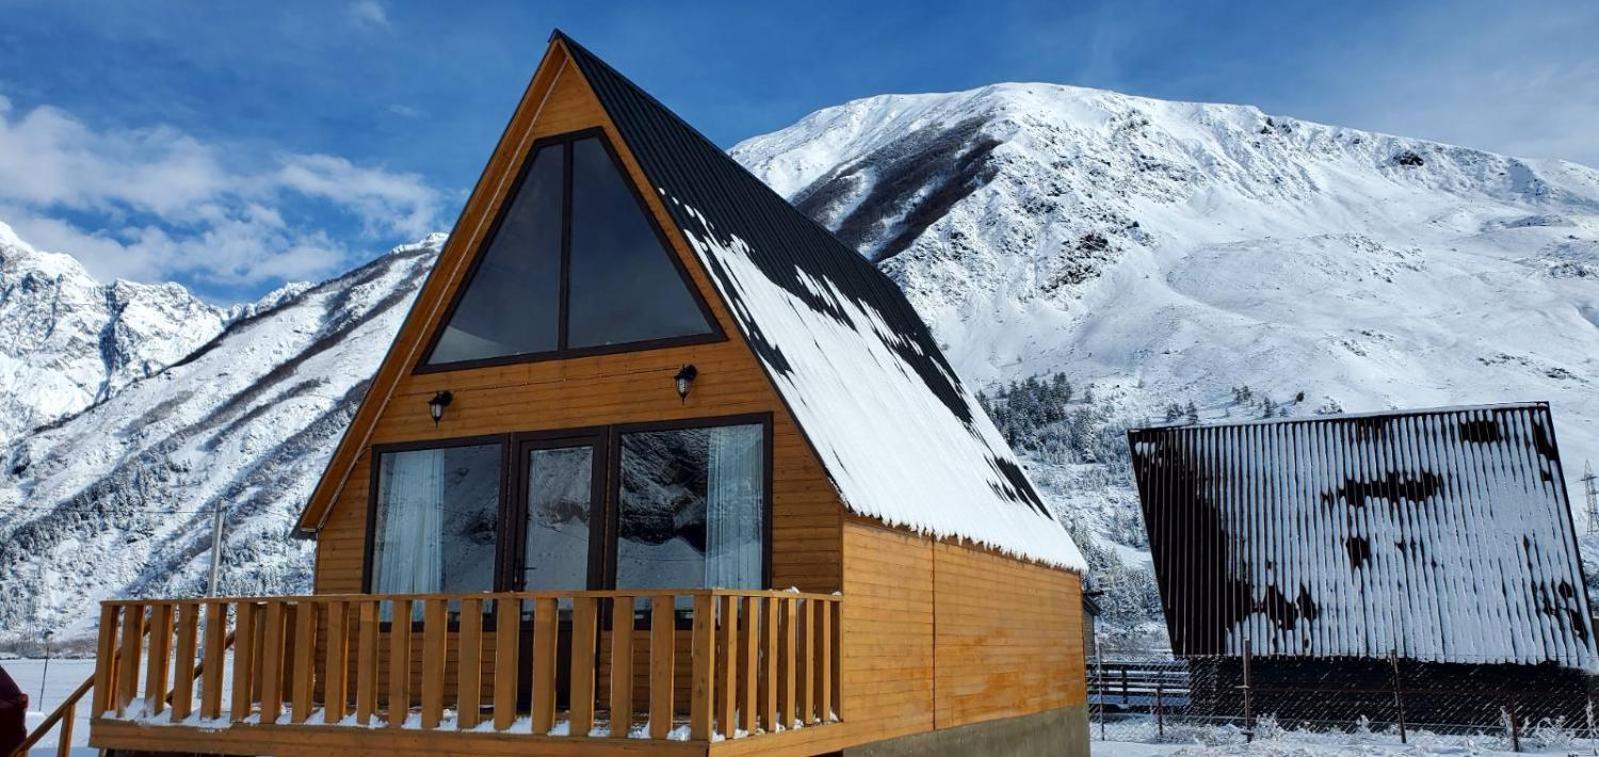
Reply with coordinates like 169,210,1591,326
6,657,96,756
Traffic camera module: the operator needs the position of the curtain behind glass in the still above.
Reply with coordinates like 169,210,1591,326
705,425,763,588
375,449,444,593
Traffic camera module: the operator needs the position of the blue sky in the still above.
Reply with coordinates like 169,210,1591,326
0,0,1594,302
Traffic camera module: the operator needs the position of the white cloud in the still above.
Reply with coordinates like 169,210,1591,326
349,0,389,29
0,95,441,292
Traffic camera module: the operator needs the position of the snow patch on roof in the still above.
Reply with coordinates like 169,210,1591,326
673,196,1085,572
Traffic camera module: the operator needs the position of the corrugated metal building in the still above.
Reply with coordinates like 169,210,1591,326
1128,402,1596,722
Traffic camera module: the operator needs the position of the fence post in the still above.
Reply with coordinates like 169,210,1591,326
1390,649,1407,744
1242,640,1254,743
1508,704,1521,753
1586,695,1594,755
1094,639,1105,740
1155,679,1165,741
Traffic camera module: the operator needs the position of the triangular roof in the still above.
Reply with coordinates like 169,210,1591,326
297,31,1084,572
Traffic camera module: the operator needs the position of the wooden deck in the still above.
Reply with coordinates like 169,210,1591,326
86,589,843,756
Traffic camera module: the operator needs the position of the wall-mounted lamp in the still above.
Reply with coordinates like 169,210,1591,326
674,364,698,403
428,390,453,427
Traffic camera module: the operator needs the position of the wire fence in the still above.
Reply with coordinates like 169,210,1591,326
1089,647,1599,752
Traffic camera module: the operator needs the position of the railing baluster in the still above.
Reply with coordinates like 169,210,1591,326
56,699,75,757
762,596,778,733
291,600,317,723
830,599,842,721
116,603,144,717
799,598,814,725
144,603,172,718
741,596,758,736
608,595,634,737
531,597,558,734
323,600,349,724
420,598,446,729
260,601,286,725
690,593,714,740
171,603,199,721
230,602,256,722
816,598,831,724
570,596,598,736
457,597,483,730
781,597,796,729
718,595,736,737
648,595,674,740
492,597,519,731
356,601,378,726
93,604,120,717
200,602,226,720
387,598,412,728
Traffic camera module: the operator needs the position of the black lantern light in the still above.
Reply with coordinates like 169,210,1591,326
674,364,698,403
428,390,453,426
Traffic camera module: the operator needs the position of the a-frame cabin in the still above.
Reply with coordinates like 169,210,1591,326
83,31,1088,757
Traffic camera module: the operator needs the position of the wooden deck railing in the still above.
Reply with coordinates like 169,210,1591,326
91,589,841,744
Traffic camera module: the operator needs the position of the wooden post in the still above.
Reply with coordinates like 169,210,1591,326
816,599,831,724
230,602,256,722
386,598,412,728
55,699,75,757
608,596,634,736
1242,639,1254,742
92,605,119,717
170,603,199,721
259,601,286,725
531,597,558,734
1509,704,1522,753
741,597,758,735
798,599,814,725
200,602,226,720
457,598,483,730
762,597,778,733
649,596,675,740
291,601,317,724
690,593,715,740
144,603,172,717
1155,679,1164,740
356,601,378,726
420,599,446,729
116,604,144,717
781,597,797,729
717,595,736,737
492,598,519,731
323,600,349,724
570,596,598,736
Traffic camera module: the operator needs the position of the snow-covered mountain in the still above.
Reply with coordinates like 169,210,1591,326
0,233,442,642
732,83,1599,648
0,222,234,446
3,80,1599,648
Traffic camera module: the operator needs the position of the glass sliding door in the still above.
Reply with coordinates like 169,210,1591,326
516,437,602,591
614,421,766,593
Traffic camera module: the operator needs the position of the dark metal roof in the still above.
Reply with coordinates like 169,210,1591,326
1128,402,1596,669
548,32,1083,568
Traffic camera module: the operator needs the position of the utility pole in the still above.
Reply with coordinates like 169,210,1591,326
1583,462,1599,535
207,501,225,596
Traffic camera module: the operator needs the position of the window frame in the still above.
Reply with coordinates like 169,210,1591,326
360,412,775,598
414,127,725,374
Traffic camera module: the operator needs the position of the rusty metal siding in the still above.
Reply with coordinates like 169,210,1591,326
1128,402,1596,669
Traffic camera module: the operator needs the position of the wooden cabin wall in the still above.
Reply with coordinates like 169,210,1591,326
841,518,1084,741
310,47,842,597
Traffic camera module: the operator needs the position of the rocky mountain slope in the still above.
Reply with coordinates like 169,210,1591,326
732,83,1599,649
3,81,1598,649
0,233,442,642
0,222,235,446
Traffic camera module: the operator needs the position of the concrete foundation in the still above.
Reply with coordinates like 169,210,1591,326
843,704,1089,757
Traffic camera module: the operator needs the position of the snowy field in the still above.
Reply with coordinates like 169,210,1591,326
5,657,96,756
1096,743,1549,756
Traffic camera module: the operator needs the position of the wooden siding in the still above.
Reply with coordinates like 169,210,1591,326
310,42,841,597
840,517,1084,742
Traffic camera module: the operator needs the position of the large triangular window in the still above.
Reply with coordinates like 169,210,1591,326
423,130,716,369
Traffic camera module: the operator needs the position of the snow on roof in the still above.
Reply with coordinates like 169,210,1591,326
558,32,1084,571
1129,402,1597,669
